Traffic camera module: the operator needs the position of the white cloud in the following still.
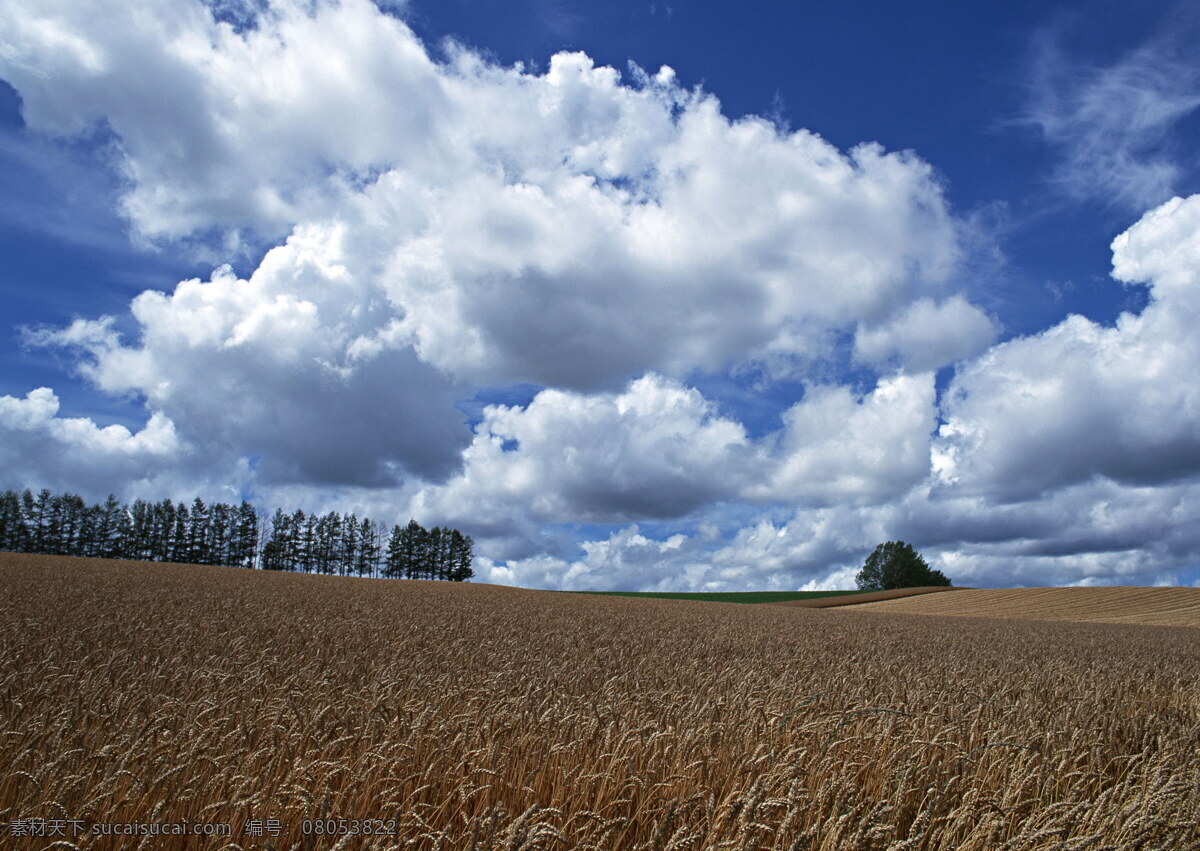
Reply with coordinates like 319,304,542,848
481,500,892,592
29,224,470,486
412,374,756,527
0,0,967,392
487,471,1200,592
748,373,937,506
894,476,1200,588
0,387,186,494
0,0,447,242
458,188,1200,591
412,371,938,543
853,296,999,373
935,194,1200,500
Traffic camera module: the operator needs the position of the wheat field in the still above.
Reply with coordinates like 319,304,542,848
1,552,1198,849
841,586,1200,627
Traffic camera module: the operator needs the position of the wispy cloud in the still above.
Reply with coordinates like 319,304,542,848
1020,20,1200,211
533,0,584,41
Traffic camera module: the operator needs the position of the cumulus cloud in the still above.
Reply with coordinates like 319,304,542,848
412,371,937,540
27,225,469,486
853,296,999,372
935,194,1200,500
460,195,1200,592
0,0,967,393
0,387,186,495
413,374,756,527
479,501,887,593
486,471,1200,592
894,476,1200,588
748,373,937,506
0,0,446,241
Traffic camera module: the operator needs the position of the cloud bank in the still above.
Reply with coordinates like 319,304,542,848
2,0,1199,590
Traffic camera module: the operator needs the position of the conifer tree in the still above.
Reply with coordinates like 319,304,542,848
188,498,209,564
0,490,26,551
384,523,404,578
294,510,314,573
28,489,50,553
261,508,289,571
356,517,378,577
449,530,475,581
234,502,258,568
341,513,359,576
403,520,427,579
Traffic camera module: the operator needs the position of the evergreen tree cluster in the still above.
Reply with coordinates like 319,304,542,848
0,489,257,567
0,488,475,582
383,520,474,581
259,508,383,576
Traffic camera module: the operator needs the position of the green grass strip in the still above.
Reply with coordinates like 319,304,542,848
566,590,860,604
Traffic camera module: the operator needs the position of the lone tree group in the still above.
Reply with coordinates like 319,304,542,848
855,540,951,591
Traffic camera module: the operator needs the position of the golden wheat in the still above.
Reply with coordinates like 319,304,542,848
1,552,1198,849
840,586,1200,627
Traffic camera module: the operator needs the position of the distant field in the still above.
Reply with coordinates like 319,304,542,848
775,585,964,607
843,586,1200,627
2,552,1198,848
569,589,863,603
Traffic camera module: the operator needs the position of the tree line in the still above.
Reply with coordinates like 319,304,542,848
0,488,473,581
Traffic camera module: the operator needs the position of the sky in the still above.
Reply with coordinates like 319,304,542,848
2,0,1200,591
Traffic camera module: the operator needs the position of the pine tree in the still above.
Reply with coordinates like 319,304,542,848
355,517,378,577
234,502,259,568
425,526,442,580
0,490,26,552
261,509,289,571
341,513,359,577
28,489,50,553
168,503,187,563
129,499,153,561
417,522,436,579
449,530,475,581
155,499,177,562
187,498,209,565
324,512,343,575
97,495,125,559
77,502,100,558
384,524,404,578
57,493,86,556
44,493,66,555
399,520,427,579
215,502,236,566
0,486,474,582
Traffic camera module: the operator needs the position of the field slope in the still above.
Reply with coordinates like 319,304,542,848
569,589,863,603
841,586,1200,626
2,552,1198,848
774,585,964,607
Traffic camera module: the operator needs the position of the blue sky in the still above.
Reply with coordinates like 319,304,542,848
2,0,1199,590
